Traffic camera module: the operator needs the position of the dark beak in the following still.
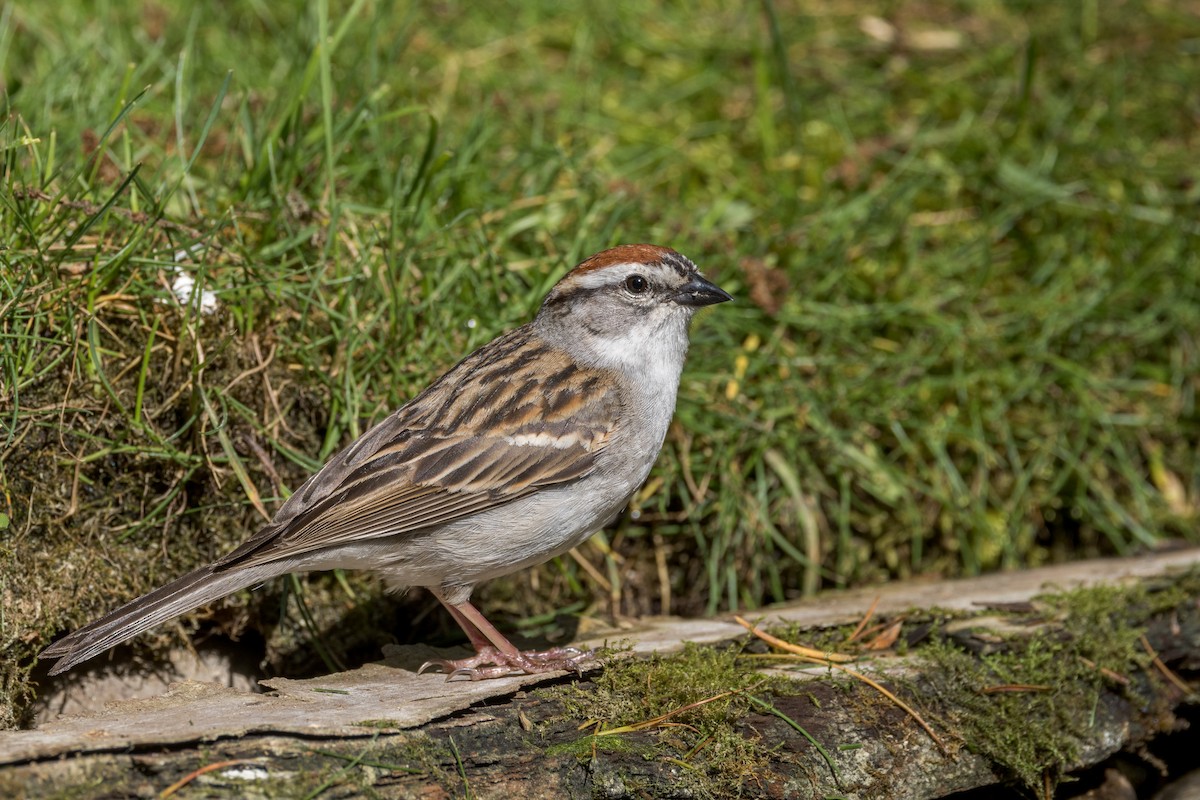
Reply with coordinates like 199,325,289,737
673,275,733,307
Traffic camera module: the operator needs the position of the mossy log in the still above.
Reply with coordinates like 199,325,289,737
3,548,1198,799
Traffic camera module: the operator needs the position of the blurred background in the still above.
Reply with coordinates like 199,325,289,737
2,1,1197,728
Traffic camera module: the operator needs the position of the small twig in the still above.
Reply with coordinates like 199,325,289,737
250,335,294,440
836,664,947,754
981,684,1053,695
568,547,612,593
845,595,881,643
736,616,947,754
244,435,283,498
734,616,856,663
652,530,672,616
159,760,258,798
1140,635,1194,696
588,680,768,736
1079,657,1131,686
223,338,277,394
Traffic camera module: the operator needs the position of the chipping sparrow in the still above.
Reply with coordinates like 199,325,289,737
41,244,731,680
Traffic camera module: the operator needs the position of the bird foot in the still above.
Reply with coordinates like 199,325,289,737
418,645,597,681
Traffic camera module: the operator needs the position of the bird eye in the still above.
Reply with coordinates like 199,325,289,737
624,274,648,294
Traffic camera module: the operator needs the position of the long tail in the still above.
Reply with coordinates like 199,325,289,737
40,564,277,675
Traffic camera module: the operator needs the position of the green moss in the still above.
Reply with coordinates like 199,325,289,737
542,573,1196,795
921,635,1100,788
545,732,643,760
556,643,759,723
916,576,1194,791
353,719,407,729
545,642,782,796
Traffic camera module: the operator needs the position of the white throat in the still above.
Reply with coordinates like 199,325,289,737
548,308,691,388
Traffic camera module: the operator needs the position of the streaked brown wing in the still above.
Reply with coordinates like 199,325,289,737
216,324,621,571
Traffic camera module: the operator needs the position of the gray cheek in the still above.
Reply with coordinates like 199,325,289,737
581,298,643,337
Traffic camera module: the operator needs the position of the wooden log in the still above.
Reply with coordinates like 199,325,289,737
3,548,1198,798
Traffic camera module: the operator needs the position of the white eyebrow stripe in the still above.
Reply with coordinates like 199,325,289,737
570,262,647,289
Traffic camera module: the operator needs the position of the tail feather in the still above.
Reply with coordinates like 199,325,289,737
41,564,276,675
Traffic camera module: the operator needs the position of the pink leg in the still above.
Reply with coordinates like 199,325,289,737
417,591,597,681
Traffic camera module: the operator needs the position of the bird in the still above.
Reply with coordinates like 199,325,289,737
41,244,732,681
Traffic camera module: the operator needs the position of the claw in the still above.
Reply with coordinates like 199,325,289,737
416,645,599,681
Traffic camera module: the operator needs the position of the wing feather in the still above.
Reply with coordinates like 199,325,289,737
217,324,622,571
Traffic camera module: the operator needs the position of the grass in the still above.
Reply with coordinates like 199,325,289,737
1,1,1198,728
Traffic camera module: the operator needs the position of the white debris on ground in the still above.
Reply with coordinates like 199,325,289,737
169,246,219,314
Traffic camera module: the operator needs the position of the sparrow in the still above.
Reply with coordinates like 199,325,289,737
41,244,732,680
